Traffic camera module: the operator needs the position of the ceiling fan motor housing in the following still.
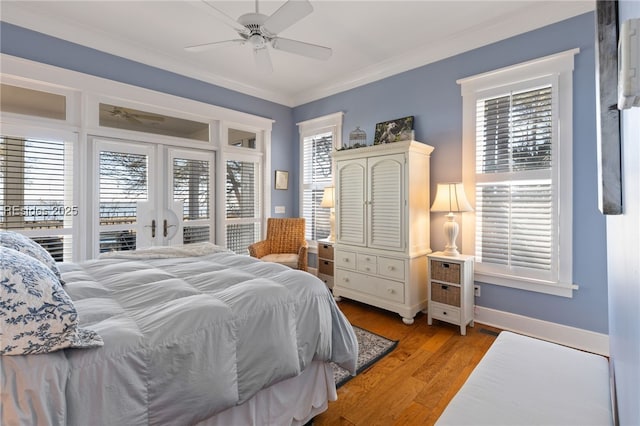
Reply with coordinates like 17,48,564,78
238,13,273,49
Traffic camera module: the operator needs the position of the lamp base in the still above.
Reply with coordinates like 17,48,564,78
442,213,461,256
327,209,336,243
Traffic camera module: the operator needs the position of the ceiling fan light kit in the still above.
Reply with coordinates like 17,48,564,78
187,0,332,72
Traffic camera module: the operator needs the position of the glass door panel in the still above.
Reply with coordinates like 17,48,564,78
97,141,153,253
170,149,214,245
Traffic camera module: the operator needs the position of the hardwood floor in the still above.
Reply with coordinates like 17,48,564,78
314,299,501,426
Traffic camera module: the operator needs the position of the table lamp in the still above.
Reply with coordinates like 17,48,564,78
430,182,473,256
320,185,335,242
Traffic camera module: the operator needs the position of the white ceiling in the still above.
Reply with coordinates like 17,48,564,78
1,0,594,107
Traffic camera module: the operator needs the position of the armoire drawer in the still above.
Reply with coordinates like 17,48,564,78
378,256,405,280
335,250,356,270
335,269,404,303
356,253,377,273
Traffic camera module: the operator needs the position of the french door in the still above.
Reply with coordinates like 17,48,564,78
93,138,214,256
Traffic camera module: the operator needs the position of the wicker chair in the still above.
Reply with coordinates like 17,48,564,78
248,218,308,271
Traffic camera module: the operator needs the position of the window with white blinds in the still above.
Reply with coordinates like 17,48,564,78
302,132,332,241
173,158,210,244
226,159,260,254
0,136,74,261
298,113,342,244
475,86,554,274
460,50,577,297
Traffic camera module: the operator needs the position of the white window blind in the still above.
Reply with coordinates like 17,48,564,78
173,158,210,244
226,159,260,254
460,49,578,297
302,133,332,241
475,86,554,274
0,136,73,261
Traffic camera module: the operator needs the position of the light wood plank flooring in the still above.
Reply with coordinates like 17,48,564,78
314,299,501,426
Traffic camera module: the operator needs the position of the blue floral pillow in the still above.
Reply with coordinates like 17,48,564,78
0,247,103,355
0,231,65,285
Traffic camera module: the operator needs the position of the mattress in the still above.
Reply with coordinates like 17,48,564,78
436,331,613,426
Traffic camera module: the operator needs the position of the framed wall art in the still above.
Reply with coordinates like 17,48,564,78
275,170,289,190
373,116,414,145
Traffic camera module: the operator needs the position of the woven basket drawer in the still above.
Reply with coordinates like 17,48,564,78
430,260,461,284
430,282,461,307
319,259,334,276
318,243,334,260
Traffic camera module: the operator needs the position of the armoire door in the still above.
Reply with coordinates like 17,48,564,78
336,158,366,246
367,153,404,250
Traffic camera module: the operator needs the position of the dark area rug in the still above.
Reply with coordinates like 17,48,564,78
332,325,398,388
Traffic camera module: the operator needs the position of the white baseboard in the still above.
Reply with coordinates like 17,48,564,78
474,306,609,356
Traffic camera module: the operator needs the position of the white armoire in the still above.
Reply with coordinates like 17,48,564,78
332,140,434,324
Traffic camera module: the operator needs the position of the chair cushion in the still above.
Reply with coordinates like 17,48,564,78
261,253,299,269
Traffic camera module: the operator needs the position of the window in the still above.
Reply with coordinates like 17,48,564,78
0,135,75,261
3,55,273,261
173,157,211,244
459,49,578,297
224,126,263,254
226,157,261,254
297,113,343,242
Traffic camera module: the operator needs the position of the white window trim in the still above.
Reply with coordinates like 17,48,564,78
458,48,579,298
1,54,273,261
220,121,269,245
297,112,343,247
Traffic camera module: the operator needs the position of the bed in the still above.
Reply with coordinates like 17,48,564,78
1,241,358,426
435,331,613,426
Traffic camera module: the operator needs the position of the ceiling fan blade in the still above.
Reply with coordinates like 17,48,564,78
254,48,273,73
262,0,313,35
271,37,332,60
132,114,165,122
185,39,246,52
200,1,249,35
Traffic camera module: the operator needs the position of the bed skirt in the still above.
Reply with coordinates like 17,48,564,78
197,360,337,425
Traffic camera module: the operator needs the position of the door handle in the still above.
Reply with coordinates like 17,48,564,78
164,219,176,237
145,219,156,238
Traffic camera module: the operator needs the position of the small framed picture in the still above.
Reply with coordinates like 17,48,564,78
275,170,289,190
374,116,414,145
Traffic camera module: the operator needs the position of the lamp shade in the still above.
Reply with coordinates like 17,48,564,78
320,186,335,208
431,183,473,213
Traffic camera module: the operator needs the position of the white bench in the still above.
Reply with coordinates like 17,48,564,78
436,331,614,426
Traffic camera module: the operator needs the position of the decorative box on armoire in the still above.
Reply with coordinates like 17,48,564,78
332,140,434,324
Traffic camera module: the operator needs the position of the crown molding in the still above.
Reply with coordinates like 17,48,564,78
2,1,594,108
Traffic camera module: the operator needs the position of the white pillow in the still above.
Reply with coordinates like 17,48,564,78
0,247,103,355
0,231,65,285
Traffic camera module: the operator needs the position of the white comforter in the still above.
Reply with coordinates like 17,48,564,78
1,246,358,426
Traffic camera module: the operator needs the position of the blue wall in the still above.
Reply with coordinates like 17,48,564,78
1,13,609,334
608,2,640,424
0,21,298,214
294,12,608,334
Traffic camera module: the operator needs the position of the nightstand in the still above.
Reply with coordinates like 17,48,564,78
427,252,474,335
317,240,334,289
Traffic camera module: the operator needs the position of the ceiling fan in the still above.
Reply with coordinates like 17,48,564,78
107,106,165,125
185,0,332,73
